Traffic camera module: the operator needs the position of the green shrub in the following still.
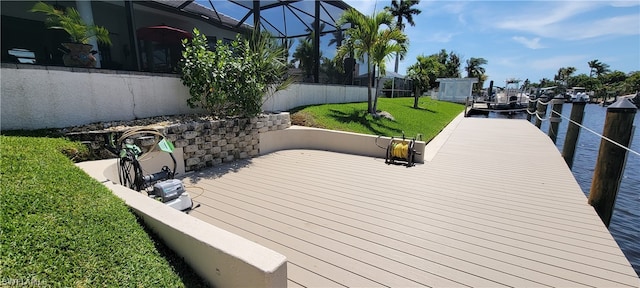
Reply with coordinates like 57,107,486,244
180,28,291,118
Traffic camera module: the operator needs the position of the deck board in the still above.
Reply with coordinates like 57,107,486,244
181,117,639,287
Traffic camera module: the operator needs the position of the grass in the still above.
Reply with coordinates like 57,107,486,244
0,134,207,287
291,97,464,141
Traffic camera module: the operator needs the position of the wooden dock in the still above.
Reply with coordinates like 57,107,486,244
181,117,639,287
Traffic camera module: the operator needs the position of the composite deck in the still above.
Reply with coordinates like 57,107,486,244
181,117,639,287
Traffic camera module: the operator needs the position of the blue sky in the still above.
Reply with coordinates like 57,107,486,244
344,0,640,86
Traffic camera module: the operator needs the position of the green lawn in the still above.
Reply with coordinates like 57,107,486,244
291,97,464,141
0,135,207,287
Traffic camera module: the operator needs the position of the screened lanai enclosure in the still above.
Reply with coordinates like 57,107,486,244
1,0,359,84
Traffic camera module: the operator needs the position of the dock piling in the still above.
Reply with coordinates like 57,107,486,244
588,99,637,227
562,101,586,169
534,99,548,128
526,100,536,122
547,97,564,143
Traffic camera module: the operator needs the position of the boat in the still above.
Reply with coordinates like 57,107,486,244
467,79,530,117
488,79,529,112
565,87,590,103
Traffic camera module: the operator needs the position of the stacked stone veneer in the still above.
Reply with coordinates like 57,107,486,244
66,113,290,172
170,113,290,171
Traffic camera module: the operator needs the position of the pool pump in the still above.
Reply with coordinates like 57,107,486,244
104,129,193,212
152,179,193,211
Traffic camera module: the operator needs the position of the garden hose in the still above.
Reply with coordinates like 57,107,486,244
111,127,175,191
391,141,409,160
117,127,166,161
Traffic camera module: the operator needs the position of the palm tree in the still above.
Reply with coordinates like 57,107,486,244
595,63,610,78
336,9,407,114
328,27,344,47
465,57,488,94
370,28,408,111
588,59,600,78
304,22,326,42
407,54,444,108
385,0,421,73
291,38,316,82
588,59,610,78
555,67,576,84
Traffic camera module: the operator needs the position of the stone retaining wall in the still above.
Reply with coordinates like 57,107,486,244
67,113,290,172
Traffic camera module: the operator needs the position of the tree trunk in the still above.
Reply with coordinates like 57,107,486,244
367,62,373,113
373,76,382,113
394,51,400,74
413,87,421,108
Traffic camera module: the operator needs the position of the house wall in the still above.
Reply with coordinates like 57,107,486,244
0,64,369,130
0,64,198,130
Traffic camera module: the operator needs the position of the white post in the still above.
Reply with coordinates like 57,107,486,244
76,0,101,68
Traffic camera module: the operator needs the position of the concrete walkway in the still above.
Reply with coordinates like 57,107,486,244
181,117,639,287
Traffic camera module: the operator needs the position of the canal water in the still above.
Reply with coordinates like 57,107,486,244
480,103,639,277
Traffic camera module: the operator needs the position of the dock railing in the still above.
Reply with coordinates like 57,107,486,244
526,97,638,227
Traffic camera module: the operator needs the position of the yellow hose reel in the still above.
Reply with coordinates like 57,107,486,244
385,137,417,167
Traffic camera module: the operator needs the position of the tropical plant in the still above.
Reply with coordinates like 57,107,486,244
567,73,600,92
30,1,111,45
370,29,408,112
320,57,344,84
465,57,488,94
328,27,345,47
431,49,461,78
444,52,462,78
385,0,421,73
600,70,627,85
588,59,610,78
180,28,292,118
625,71,640,93
555,66,576,85
291,38,316,81
335,8,407,114
407,54,444,108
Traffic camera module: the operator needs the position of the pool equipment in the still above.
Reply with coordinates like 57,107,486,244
104,128,193,211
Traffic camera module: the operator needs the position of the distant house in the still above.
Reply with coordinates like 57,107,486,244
435,78,477,103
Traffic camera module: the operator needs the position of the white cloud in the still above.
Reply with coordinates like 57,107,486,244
609,1,640,8
566,14,640,40
492,2,639,40
512,36,545,49
428,32,455,43
457,14,467,26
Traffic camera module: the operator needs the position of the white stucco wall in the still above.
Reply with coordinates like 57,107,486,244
1,65,371,130
263,84,369,112
1,65,199,130
260,126,426,163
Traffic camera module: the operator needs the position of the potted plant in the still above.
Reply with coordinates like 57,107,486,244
30,1,111,67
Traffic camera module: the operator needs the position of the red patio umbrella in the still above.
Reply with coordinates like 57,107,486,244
136,25,192,44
